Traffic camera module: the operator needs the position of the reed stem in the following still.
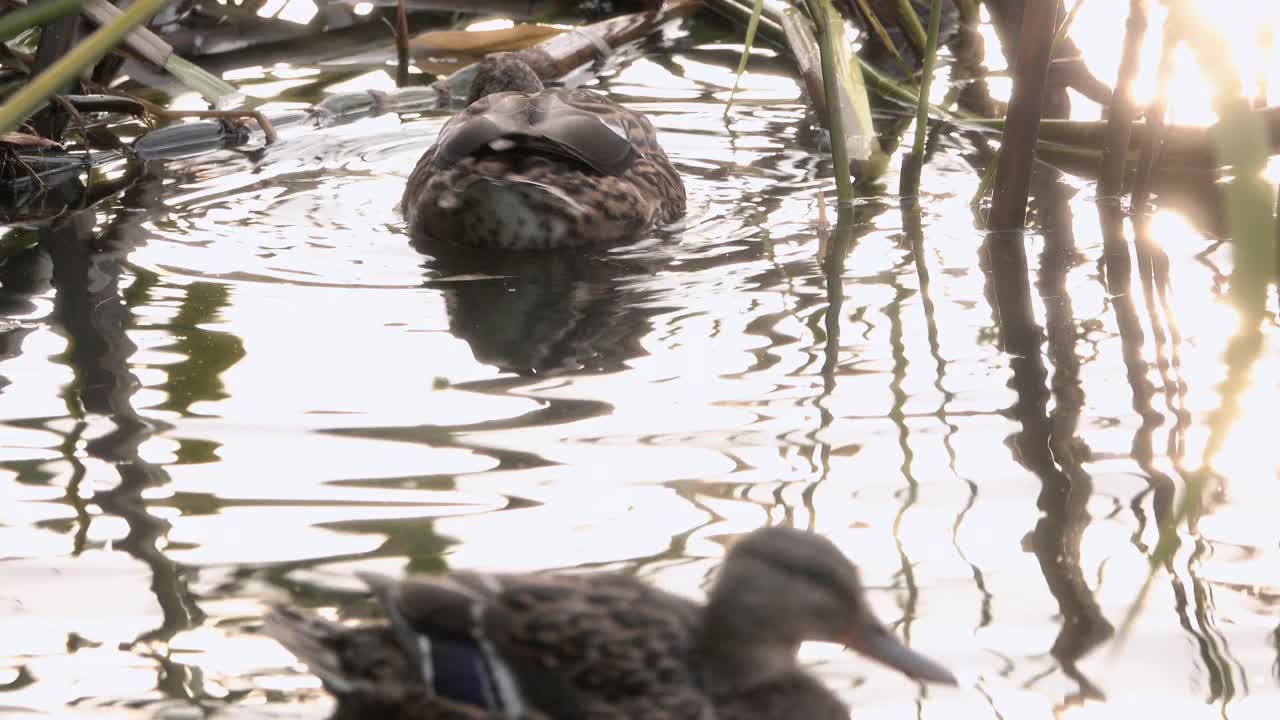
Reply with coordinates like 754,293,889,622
395,0,410,87
803,0,854,205
986,0,1058,231
1097,0,1147,199
908,0,944,193
724,0,766,115
891,0,927,54
853,0,915,80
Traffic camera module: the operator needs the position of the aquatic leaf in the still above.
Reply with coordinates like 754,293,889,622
829,2,883,172
409,25,565,53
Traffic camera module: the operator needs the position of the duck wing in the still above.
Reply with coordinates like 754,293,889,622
265,605,540,720
362,570,714,720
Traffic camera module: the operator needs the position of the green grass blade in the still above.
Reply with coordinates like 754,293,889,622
724,0,765,117
908,0,944,191
164,54,243,108
0,0,84,44
0,0,172,134
892,0,928,54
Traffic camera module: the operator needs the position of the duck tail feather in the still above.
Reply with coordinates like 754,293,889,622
263,605,357,695
357,572,431,674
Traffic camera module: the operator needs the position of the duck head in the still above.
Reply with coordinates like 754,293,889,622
702,527,957,690
467,54,546,104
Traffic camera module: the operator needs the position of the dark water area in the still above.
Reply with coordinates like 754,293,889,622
2,9,1280,720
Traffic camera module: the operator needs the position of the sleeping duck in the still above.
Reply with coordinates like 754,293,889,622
400,54,686,251
265,526,957,719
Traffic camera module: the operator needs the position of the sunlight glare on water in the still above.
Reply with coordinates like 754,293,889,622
981,0,1280,123
1,0,1279,718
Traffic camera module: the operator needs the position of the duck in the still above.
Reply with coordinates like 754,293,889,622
400,54,686,251
265,526,957,719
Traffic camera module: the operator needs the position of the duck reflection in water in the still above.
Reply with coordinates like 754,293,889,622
401,54,686,251
417,240,669,376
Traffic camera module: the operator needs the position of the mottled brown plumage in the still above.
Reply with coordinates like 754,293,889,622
266,527,956,720
401,55,685,250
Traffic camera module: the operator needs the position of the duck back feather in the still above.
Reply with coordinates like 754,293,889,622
268,570,713,719
401,67,684,250
433,90,639,176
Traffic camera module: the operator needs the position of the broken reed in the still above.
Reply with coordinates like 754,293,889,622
802,0,855,206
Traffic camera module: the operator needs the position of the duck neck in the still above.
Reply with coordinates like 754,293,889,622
696,606,799,696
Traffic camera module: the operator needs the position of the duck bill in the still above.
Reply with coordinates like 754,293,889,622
845,623,958,686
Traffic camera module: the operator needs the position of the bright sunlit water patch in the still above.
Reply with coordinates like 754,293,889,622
2,1,1280,718
323,70,398,95
259,0,318,25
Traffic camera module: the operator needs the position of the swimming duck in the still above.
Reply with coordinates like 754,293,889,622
400,54,686,250
265,526,957,720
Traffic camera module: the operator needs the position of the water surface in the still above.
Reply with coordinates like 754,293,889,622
2,7,1279,720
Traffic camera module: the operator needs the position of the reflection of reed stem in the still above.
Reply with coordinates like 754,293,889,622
1129,216,1180,524
43,201,210,702
884,242,919,644
902,200,988,627
820,207,857,393
1182,543,1239,704
1034,171,1110,699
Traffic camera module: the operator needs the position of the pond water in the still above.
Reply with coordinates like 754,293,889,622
2,6,1280,720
